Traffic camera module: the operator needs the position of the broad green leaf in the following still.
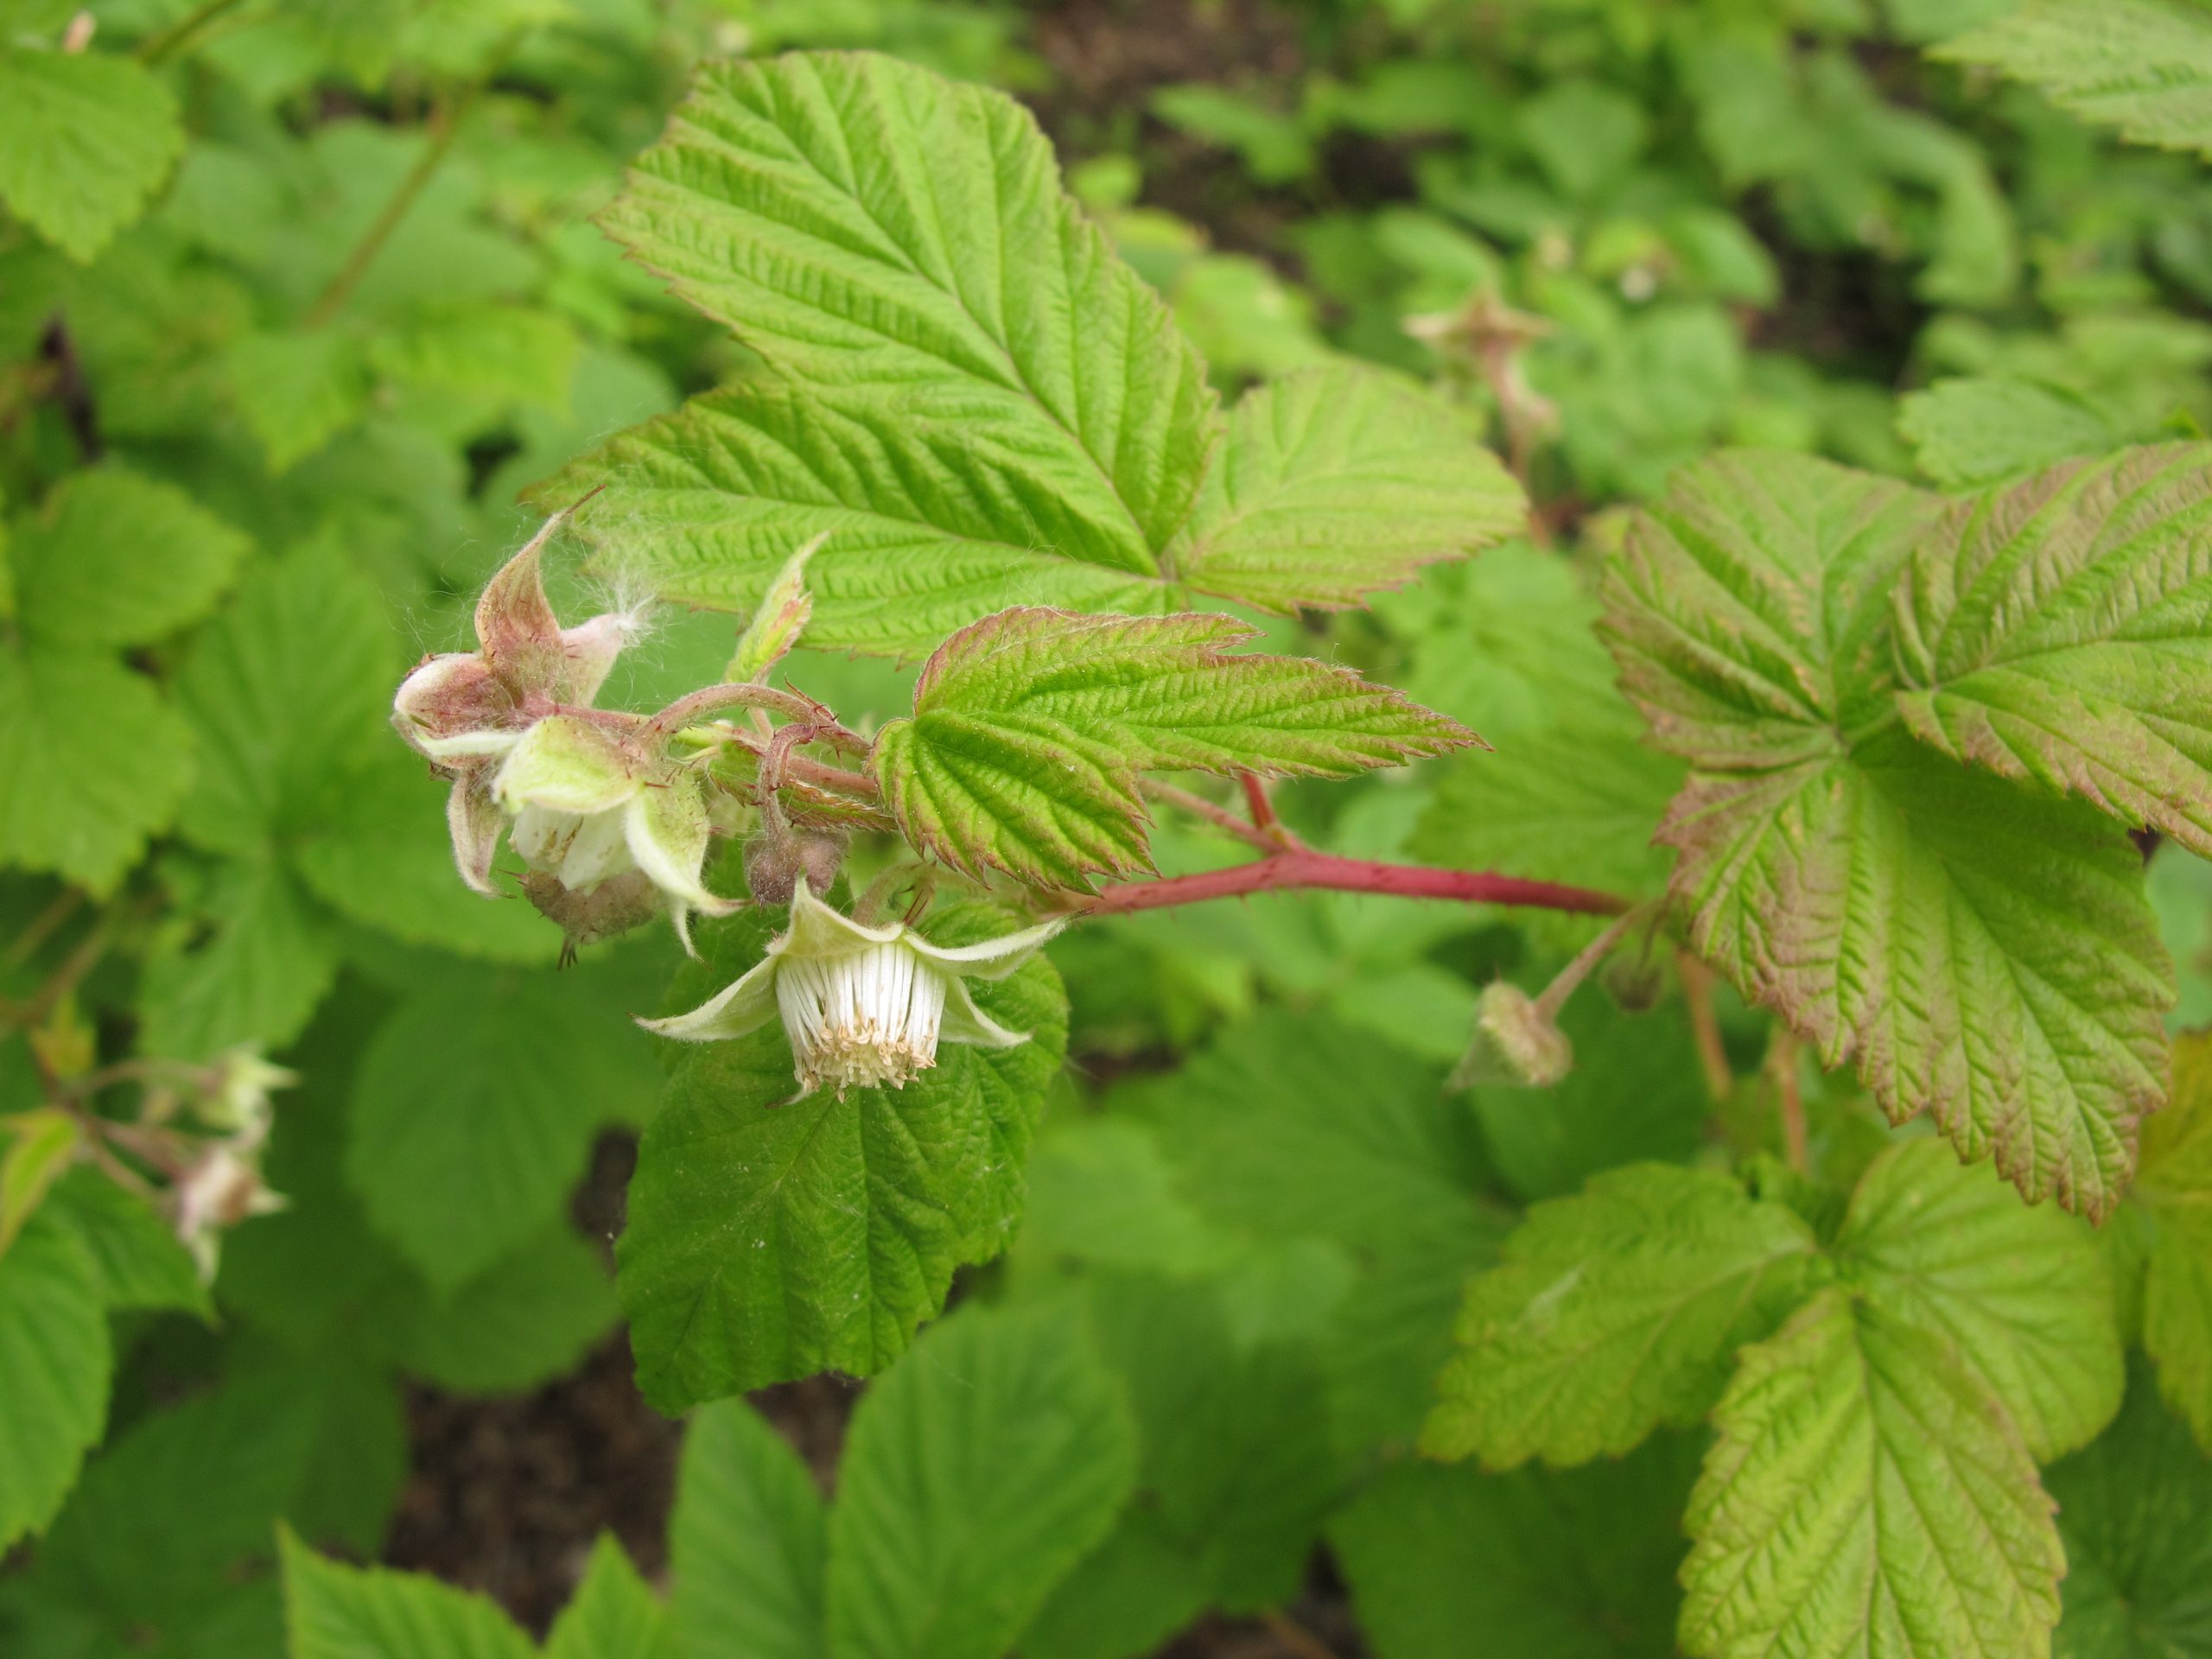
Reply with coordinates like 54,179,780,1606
668,1402,828,1659
1016,1116,1230,1277
280,1531,535,1659
618,906,1067,1408
1835,1138,2122,1459
1605,450,2172,1217
372,303,579,411
1422,1163,1820,1468
873,608,1470,886
396,1227,619,1394
0,1106,76,1254
1463,986,1710,1203
137,858,340,1061
1680,1291,2063,1659
544,1536,664,1659
226,330,373,474
42,1165,210,1318
1940,0,2212,156
347,969,659,1290
0,645,195,891
174,549,392,854
1895,446,2212,859
1164,364,1525,611
825,1300,1137,1659
1078,1271,1342,1611
5,468,249,648
1015,1512,1208,1659
2138,1031,2212,1450
0,1215,111,1550
2044,1363,2212,1659
0,50,182,260
1897,378,2120,488
1331,1433,1700,1659
553,54,1516,654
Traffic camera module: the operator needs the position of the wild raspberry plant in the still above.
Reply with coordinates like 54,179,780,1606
6,17,2212,1659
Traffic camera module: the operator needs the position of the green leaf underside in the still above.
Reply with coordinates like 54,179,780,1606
1680,1291,2063,1659
0,1217,111,1551
1836,1140,2122,1461
873,607,1471,886
550,53,1519,655
1894,445,2212,859
1605,450,2171,1217
825,1301,1137,1659
1422,1163,1819,1469
2139,1032,2212,1452
616,907,1068,1409
1940,0,2212,157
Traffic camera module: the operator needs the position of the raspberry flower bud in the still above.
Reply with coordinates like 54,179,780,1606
1449,982,1573,1090
639,886,1063,1098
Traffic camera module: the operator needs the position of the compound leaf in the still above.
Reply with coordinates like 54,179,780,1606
1422,1163,1820,1469
1895,445,2212,858
873,607,1471,887
1680,1290,2063,1659
825,1300,1136,1659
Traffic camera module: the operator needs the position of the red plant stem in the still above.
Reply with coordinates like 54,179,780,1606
1077,849,1630,918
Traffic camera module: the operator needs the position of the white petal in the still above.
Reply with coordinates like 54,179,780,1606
637,957,781,1042
938,977,1032,1049
908,915,1065,980
447,775,505,896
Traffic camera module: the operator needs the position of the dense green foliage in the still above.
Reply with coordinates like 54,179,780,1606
5,2,2212,1656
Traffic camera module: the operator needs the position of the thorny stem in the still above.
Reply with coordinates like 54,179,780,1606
641,683,860,749
1532,902,1657,1021
1072,849,1630,918
1141,779,1279,853
133,0,247,63
1678,950,1734,1104
308,79,483,327
1770,1027,1808,1173
1239,771,1300,848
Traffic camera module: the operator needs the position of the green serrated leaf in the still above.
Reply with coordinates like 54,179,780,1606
1939,0,2212,157
873,608,1471,887
1605,450,2172,1218
0,1107,77,1255
618,906,1067,1409
0,643,195,892
5,468,250,649
544,1536,665,1659
1015,1510,1209,1659
1166,364,1525,611
667,1402,828,1659
1422,1163,1820,1469
280,1529,535,1659
42,1165,210,1319
1680,1290,2063,1659
0,49,182,261
226,329,374,474
1895,445,2212,859
137,857,340,1061
1897,378,2120,489
1331,1433,1699,1659
825,1300,1137,1659
1836,1138,2121,1460
347,970,658,1291
2044,1362,2212,1659
0,1214,111,1551
2138,1030,2212,1452
396,1227,619,1395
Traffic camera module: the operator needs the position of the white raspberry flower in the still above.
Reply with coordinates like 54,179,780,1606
640,886,1062,1098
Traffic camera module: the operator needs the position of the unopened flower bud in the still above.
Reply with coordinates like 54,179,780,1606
1450,982,1573,1090
172,1143,285,1282
200,1048,296,1141
743,824,847,907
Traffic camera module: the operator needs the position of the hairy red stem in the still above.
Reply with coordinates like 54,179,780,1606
1077,849,1630,918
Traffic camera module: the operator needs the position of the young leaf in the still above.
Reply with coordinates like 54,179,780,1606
1605,450,2171,1217
4,468,248,650
280,1530,535,1659
0,1216,111,1551
667,1402,829,1659
544,1536,665,1659
1894,445,2212,859
617,907,1067,1409
1165,364,1525,612
1332,1433,1699,1659
872,608,1471,887
1422,1164,1821,1469
548,55,1518,655
1939,0,2212,156
1835,1138,2123,1460
825,1300,1138,1659
2042,1363,2212,1657
1680,1291,2063,1659
0,49,182,261
2136,1030,2212,1451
